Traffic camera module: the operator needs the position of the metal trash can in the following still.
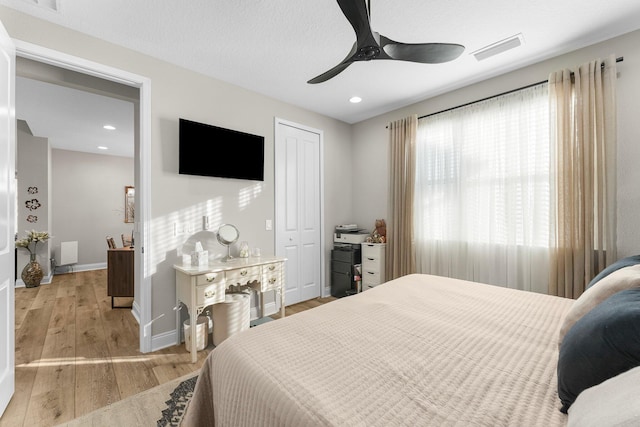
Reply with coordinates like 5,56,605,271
184,316,208,351
212,293,250,346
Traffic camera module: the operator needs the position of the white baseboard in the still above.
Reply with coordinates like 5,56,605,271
54,262,107,274
131,300,141,324
151,329,178,352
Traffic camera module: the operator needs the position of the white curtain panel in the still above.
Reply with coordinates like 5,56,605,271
415,84,550,293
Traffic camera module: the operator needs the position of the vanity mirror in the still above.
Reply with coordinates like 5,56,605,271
217,224,239,262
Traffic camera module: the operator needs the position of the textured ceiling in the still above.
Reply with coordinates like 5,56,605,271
5,0,640,139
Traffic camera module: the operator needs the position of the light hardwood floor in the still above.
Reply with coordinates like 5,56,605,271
1,269,335,427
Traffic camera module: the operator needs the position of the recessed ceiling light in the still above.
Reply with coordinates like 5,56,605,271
97,146,108,150
103,125,116,130
349,96,362,103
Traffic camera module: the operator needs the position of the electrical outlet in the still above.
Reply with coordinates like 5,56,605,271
203,215,209,230
266,219,273,231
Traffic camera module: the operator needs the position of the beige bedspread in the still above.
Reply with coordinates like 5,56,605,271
183,274,573,426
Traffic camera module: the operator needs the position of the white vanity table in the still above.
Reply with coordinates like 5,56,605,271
174,256,286,363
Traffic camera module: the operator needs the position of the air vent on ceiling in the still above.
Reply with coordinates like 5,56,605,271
22,0,59,12
472,33,524,61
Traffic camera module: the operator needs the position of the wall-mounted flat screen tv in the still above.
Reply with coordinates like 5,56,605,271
179,118,265,181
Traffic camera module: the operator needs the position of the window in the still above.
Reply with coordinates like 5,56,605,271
414,83,550,291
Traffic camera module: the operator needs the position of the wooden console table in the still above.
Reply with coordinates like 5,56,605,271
107,247,134,308
174,256,286,363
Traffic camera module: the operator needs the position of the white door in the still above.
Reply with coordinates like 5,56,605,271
0,20,16,417
275,119,322,306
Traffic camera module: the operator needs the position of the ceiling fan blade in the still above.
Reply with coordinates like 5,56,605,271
308,42,358,84
336,0,376,45
307,61,354,84
380,35,465,64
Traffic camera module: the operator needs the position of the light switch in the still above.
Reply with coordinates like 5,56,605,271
266,219,273,231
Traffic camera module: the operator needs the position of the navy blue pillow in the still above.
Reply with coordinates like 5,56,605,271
587,255,640,290
557,288,640,413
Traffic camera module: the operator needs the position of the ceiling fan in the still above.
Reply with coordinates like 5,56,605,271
308,0,465,84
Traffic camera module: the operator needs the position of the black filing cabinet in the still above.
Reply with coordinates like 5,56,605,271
331,243,361,297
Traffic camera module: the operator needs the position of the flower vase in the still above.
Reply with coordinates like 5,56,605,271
22,254,43,288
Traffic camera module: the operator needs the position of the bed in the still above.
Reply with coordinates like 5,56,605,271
183,270,640,426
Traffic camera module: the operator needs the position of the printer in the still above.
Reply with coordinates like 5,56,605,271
333,224,369,244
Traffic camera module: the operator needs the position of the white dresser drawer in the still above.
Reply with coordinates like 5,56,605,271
196,280,225,306
361,243,384,259
263,262,283,275
195,272,224,286
226,265,261,285
362,254,382,273
262,272,282,291
362,270,384,286
360,243,386,291
262,262,283,291
362,282,378,291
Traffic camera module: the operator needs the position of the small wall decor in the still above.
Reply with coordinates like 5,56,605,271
25,199,41,211
27,186,38,194
125,186,135,223
26,215,38,223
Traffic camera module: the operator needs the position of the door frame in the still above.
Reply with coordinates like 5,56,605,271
14,40,153,353
274,117,327,299
0,19,15,417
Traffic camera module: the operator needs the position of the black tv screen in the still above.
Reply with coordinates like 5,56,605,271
179,118,264,181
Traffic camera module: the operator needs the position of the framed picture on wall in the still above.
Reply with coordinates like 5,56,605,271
125,186,135,223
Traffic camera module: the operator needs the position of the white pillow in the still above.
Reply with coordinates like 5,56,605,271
567,366,640,427
558,264,640,347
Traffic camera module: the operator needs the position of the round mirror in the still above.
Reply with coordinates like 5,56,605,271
217,224,239,261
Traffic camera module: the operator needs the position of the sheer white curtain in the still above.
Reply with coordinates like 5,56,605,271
415,84,550,292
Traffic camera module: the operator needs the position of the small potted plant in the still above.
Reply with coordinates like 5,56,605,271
15,230,50,288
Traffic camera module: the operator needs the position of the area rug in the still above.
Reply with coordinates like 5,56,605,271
55,372,200,427
157,375,198,426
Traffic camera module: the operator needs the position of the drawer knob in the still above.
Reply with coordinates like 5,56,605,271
367,257,375,261
269,277,277,284
367,272,375,275
240,270,248,276
205,290,216,298
206,275,217,282
268,265,276,271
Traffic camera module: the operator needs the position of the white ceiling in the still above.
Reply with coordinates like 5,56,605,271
6,0,640,149
16,76,134,157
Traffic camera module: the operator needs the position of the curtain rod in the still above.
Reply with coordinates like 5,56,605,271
386,56,623,127
417,56,623,121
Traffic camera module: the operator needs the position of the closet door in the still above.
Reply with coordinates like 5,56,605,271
275,119,322,305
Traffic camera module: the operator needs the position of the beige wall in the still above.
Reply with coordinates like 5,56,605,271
16,122,51,281
51,149,134,267
352,28,640,260
0,6,353,340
